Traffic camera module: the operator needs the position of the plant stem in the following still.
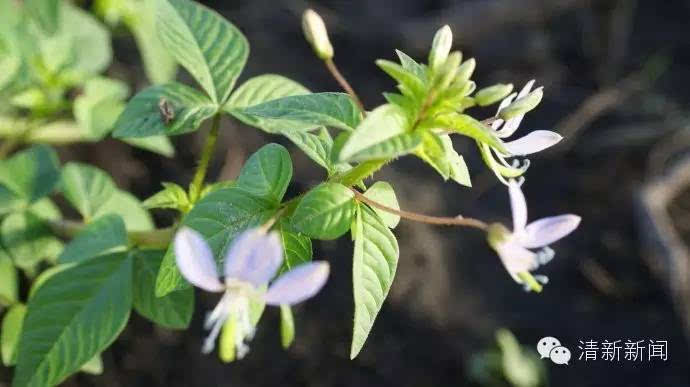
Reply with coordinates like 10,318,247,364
49,220,175,249
351,188,488,230
330,159,389,187
189,113,221,203
324,58,365,112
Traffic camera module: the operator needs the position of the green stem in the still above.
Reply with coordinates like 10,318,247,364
330,159,389,187
189,113,221,203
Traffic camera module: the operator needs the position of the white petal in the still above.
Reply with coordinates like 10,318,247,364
491,118,505,131
495,239,539,283
496,115,524,138
224,229,283,287
521,214,581,248
504,130,562,156
264,262,330,306
517,79,536,99
174,228,224,292
508,179,528,232
495,93,516,117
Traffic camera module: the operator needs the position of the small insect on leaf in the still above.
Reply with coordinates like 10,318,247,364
158,98,176,125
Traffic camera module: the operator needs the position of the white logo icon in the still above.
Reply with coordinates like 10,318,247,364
537,336,570,365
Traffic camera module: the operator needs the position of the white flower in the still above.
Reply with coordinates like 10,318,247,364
174,227,330,358
480,80,563,184
488,179,581,291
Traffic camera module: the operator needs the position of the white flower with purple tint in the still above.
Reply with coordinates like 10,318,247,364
174,227,329,358
487,179,581,291
480,80,563,184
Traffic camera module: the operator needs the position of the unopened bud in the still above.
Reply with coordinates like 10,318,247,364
302,9,333,60
474,84,514,106
428,25,453,72
455,58,476,82
435,51,461,90
499,87,543,120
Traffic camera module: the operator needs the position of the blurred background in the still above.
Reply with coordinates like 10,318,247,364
5,0,690,386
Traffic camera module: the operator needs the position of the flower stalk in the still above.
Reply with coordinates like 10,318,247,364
189,113,222,203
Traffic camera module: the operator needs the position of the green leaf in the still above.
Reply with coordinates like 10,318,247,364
61,162,117,220
133,250,194,329
26,121,89,145
1,303,26,366
343,131,422,162
440,134,471,187
73,77,129,140
431,113,506,153
155,188,276,296
395,50,426,80
127,0,178,84
0,145,59,203
121,135,176,157
112,82,217,138
0,249,18,306
226,74,315,133
58,214,127,264
415,131,451,180
57,2,112,76
291,183,356,240
338,104,410,162
143,182,190,212
1,211,63,273
242,93,361,132
93,191,154,232
156,0,248,104
25,0,60,35
79,354,103,375
0,185,24,216
350,205,399,359
277,219,312,275
280,305,295,349
282,128,336,172
236,143,292,205
376,59,426,99
13,253,133,387
363,181,400,228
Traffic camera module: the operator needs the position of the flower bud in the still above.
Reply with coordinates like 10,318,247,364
455,58,476,82
302,9,333,60
428,25,453,72
434,51,461,90
486,223,511,250
499,87,543,120
474,83,514,106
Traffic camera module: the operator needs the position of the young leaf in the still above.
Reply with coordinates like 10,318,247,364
350,206,399,359
338,104,410,162
277,219,312,275
133,250,194,329
13,253,133,387
280,305,295,349
376,59,426,99
0,145,60,203
342,131,423,162
143,182,190,211
58,214,127,264
236,143,293,205
1,303,26,366
156,0,248,104
395,50,426,80
155,188,276,296
415,131,451,180
61,162,117,220
127,0,178,84
56,2,112,76
439,134,471,187
363,181,400,228
112,82,217,138
241,93,361,132
291,183,356,240
0,250,17,306
431,113,506,153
